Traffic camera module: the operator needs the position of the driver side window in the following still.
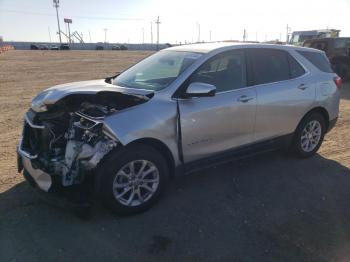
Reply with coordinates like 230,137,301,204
189,50,247,92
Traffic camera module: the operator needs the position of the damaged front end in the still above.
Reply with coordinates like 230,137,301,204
18,90,150,193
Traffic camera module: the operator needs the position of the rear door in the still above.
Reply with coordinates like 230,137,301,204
247,48,315,141
178,50,257,163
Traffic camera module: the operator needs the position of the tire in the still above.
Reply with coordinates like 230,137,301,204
291,112,326,158
96,144,169,215
334,62,348,80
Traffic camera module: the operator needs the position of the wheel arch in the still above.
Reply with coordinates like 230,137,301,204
127,138,176,177
299,107,330,132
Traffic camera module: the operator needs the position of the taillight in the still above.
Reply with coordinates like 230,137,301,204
334,76,342,89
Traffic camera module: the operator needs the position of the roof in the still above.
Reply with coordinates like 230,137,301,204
165,42,321,54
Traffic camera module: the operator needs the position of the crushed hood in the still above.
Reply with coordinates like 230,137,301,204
31,79,154,112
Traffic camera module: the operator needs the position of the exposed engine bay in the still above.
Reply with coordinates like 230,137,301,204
21,91,149,188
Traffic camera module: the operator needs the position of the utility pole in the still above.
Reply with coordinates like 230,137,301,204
48,27,52,43
155,16,161,50
197,22,200,42
142,27,145,44
243,29,247,42
104,28,108,49
286,24,291,43
88,30,92,43
150,21,153,44
53,0,62,44
209,30,212,42
104,28,108,43
67,23,71,43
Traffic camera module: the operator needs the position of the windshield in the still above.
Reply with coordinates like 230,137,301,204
113,51,202,91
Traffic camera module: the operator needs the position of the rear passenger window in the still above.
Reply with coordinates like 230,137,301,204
297,51,333,73
288,55,305,78
249,49,290,85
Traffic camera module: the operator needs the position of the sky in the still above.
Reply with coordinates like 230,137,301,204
0,0,349,44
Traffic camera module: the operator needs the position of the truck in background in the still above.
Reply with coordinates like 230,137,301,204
290,29,340,46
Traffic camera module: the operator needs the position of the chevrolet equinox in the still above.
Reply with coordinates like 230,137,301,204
17,43,341,214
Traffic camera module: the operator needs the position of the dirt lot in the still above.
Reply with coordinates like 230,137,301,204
1,50,350,262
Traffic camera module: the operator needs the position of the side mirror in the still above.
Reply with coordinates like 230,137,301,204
185,82,216,98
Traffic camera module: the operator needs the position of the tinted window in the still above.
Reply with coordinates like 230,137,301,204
297,51,333,73
311,41,328,51
249,49,290,85
288,55,305,78
334,38,350,48
189,50,246,92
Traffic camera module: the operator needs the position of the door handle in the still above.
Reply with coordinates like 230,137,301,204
297,84,308,90
237,95,254,103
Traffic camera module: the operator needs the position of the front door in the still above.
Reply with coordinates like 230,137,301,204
178,50,257,163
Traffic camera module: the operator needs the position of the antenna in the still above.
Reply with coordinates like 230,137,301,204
155,16,161,50
53,0,62,44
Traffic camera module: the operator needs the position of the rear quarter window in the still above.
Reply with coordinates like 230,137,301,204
288,55,305,78
297,50,333,73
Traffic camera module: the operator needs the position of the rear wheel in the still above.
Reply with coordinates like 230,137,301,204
291,112,326,158
96,144,168,215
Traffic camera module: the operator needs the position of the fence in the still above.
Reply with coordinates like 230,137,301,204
2,41,168,51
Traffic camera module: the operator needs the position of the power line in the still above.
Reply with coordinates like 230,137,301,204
0,9,145,21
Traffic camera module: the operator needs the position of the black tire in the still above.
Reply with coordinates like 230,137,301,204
334,62,348,80
96,144,168,215
291,112,326,158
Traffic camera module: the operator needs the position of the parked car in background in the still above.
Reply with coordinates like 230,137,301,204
303,37,350,80
17,43,341,215
112,45,121,50
95,44,104,50
120,44,128,50
60,44,70,50
50,45,59,50
30,44,39,50
39,44,49,50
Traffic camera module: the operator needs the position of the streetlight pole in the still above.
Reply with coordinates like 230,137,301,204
104,28,108,48
53,0,62,44
155,16,160,50
197,22,200,42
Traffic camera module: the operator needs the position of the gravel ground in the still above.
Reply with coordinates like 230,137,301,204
1,50,350,262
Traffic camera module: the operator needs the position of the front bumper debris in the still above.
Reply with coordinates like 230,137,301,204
17,149,52,192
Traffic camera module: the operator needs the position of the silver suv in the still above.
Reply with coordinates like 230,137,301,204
17,43,341,215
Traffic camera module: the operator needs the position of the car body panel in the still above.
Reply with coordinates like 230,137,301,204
34,79,154,106
103,97,181,165
178,87,257,162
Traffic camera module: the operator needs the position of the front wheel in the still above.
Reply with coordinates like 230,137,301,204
96,144,168,215
291,112,326,158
